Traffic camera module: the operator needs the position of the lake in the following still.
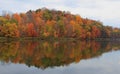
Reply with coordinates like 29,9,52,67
0,40,120,74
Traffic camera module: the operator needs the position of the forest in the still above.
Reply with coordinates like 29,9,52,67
0,7,120,39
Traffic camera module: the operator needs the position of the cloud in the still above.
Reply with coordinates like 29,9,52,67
0,0,120,27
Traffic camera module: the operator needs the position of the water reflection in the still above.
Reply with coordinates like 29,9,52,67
0,40,119,69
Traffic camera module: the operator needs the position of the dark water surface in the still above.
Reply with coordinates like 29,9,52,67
0,40,120,74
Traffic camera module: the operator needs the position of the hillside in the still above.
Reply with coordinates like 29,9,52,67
0,8,120,39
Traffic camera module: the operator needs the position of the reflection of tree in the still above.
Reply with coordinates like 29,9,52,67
0,40,119,69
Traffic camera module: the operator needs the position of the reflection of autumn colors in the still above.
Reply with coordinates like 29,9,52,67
0,41,119,69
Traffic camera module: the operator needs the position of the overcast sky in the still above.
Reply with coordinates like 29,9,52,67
0,0,120,27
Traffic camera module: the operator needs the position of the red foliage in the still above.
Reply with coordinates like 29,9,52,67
26,23,38,37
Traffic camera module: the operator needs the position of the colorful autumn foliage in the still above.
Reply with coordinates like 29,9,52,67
0,8,120,38
26,23,37,37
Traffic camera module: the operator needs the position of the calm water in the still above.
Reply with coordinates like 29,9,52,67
0,40,120,74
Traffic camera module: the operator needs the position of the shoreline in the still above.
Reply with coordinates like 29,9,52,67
0,37,120,41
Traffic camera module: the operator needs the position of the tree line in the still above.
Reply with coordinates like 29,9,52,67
0,8,120,39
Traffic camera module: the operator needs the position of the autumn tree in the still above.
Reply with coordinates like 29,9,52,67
0,23,19,37
12,13,21,24
26,23,37,37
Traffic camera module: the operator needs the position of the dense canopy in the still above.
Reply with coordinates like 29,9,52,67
0,8,120,39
